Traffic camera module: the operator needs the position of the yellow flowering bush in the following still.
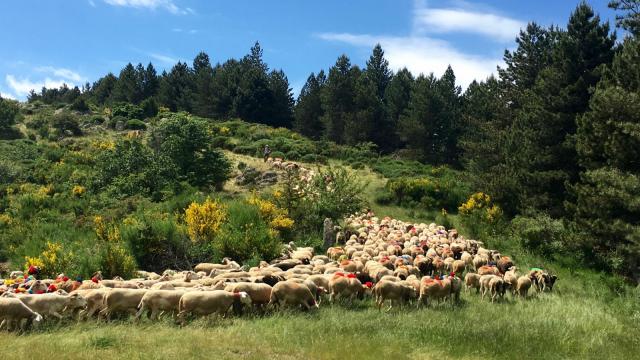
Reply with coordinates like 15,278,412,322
184,198,227,243
91,139,116,151
37,184,54,197
72,185,86,197
248,193,294,232
0,213,12,226
24,241,75,279
459,192,493,215
94,216,137,278
458,192,504,238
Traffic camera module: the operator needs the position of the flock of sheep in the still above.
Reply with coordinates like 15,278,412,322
0,212,558,331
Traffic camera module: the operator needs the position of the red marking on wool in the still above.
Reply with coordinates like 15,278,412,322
334,272,345,278
365,282,373,288
346,273,356,279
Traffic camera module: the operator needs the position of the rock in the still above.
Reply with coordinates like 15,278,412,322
323,218,336,250
115,120,125,131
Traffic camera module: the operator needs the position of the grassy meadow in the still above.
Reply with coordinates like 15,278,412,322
1,112,639,359
1,278,638,360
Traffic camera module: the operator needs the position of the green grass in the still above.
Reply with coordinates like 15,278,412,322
1,285,638,360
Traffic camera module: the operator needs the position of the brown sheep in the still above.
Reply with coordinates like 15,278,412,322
503,268,518,295
418,277,451,307
268,281,318,311
452,260,466,276
497,256,514,274
473,255,488,271
516,275,532,298
0,297,43,331
16,292,87,321
464,273,482,294
224,283,273,308
99,288,148,320
177,290,251,325
478,265,500,276
328,274,368,303
479,275,499,300
488,277,506,302
135,289,187,321
75,288,110,319
373,280,416,311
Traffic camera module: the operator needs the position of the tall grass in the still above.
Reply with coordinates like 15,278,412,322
1,286,638,360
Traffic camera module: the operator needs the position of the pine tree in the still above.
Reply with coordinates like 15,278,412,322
142,63,159,99
459,77,519,212
347,71,381,146
192,52,216,118
234,42,273,124
91,73,117,104
365,44,392,99
609,0,640,35
294,72,325,139
384,68,414,150
361,45,393,151
397,73,440,162
113,63,143,104
498,23,559,109
572,38,640,278
267,70,294,128
321,55,357,144
211,59,242,119
507,3,615,216
437,66,462,164
159,62,194,112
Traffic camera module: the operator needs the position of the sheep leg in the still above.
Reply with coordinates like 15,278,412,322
51,311,64,322
134,306,145,322
151,309,161,321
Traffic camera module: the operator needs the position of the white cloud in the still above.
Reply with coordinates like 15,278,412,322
172,28,198,34
6,75,72,96
0,91,17,100
317,33,501,88
413,7,525,42
315,1,521,88
103,0,193,15
148,52,178,64
35,66,85,82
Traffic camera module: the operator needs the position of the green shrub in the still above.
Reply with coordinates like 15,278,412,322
374,189,394,205
51,112,82,136
121,213,191,272
212,136,229,148
213,200,282,262
233,145,257,156
125,119,146,130
270,151,286,159
350,161,365,170
112,103,143,119
151,115,232,190
511,214,569,257
435,210,454,230
140,98,159,118
88,115,105,125
107,115,127,130
70,97,90,112
285,150,301,160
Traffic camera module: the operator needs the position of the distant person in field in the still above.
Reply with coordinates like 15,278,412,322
263,144,271,162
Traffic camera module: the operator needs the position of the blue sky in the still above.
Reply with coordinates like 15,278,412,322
0,0,618,100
